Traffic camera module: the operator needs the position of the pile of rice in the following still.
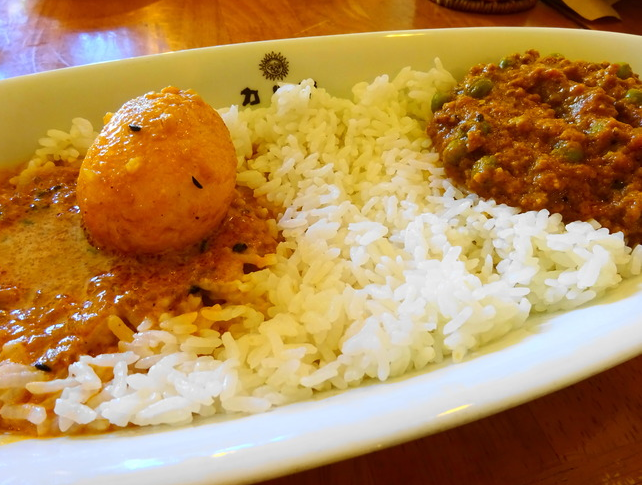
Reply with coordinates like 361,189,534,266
0,61,641,435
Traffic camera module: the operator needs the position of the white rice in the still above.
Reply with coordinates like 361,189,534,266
1,60,640,434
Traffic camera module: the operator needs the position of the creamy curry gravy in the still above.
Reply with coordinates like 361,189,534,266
0,164,279,377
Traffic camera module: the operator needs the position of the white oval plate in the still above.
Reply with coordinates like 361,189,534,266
0,28,641,485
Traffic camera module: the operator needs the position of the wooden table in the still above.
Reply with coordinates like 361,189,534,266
1,1,641,484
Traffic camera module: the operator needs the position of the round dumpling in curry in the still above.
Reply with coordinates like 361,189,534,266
77,86,237,255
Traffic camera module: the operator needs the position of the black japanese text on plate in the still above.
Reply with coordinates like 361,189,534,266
241,51,290,106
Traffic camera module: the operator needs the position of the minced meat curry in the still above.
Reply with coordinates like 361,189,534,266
427,50,642,246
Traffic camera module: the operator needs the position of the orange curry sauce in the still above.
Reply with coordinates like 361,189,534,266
0,165,279,377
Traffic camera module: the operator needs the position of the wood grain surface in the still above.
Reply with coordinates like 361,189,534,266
0,1,641,484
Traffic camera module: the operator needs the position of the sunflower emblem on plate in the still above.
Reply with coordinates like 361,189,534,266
259,51,289,81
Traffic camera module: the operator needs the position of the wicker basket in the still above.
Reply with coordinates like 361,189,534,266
428,0,539,14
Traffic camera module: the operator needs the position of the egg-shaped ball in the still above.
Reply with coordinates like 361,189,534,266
77,86,237,254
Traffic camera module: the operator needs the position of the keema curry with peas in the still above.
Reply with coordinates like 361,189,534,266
428,50,642,246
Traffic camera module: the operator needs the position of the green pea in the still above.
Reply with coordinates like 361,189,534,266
587,120,607,135
565,148,584,163
616,63,633,79
443,139,468,166
553,141,584,163
478,120,492,134
466,78,493,99
624,89,642,105
471,155,497,176
431,91,451,112
499,57,514,69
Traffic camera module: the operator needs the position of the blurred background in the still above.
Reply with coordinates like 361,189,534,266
0,0,640,79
